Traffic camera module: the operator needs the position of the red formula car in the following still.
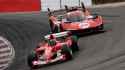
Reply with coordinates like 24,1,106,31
48,2,104,34
27,31,79,68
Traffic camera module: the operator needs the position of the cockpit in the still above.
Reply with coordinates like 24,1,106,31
56,11,85,22
65,11,85,22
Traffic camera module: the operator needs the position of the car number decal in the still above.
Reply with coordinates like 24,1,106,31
79,23,89,29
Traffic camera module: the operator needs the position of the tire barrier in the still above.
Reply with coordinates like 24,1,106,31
0,36,15,70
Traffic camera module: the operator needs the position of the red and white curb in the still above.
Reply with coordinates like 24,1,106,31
0,36,15,70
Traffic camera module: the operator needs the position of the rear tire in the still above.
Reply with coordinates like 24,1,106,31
71,36,79,52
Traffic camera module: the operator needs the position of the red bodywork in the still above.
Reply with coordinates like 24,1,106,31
49,7,103,32
35,36,72,61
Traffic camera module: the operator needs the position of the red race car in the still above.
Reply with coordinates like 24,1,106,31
27,31,79,68
48,2,104,34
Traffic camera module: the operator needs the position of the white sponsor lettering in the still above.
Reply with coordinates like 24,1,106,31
79,23,89,29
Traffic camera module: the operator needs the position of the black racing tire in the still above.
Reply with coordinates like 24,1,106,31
71,36,79,52
61,44,73,61
98,24,104,30
71,35,78,43
53,25,61,33
93,24,104,32
49,20,54,32
49,20,63,33
27,51,39,69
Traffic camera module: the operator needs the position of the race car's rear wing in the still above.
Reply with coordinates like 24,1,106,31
64,2,86,12
47,2,87,16
44,31,71,39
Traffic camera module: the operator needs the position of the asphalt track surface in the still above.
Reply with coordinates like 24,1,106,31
0,6,125,70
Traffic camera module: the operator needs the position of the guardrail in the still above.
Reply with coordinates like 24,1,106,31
41,0,92,11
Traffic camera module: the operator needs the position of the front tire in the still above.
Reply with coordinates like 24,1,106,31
27,51,38,69
49,20,54,32
61,44,73,61
98,24,104,30
53,25,60,33
93,24,104,32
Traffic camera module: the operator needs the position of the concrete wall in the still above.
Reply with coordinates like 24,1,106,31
41,0,92,11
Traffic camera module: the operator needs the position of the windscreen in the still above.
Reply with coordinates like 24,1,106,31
66,11,85,22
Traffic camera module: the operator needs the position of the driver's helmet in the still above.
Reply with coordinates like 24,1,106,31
65,13,72,21
49,34,55,39
48,39,56,46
